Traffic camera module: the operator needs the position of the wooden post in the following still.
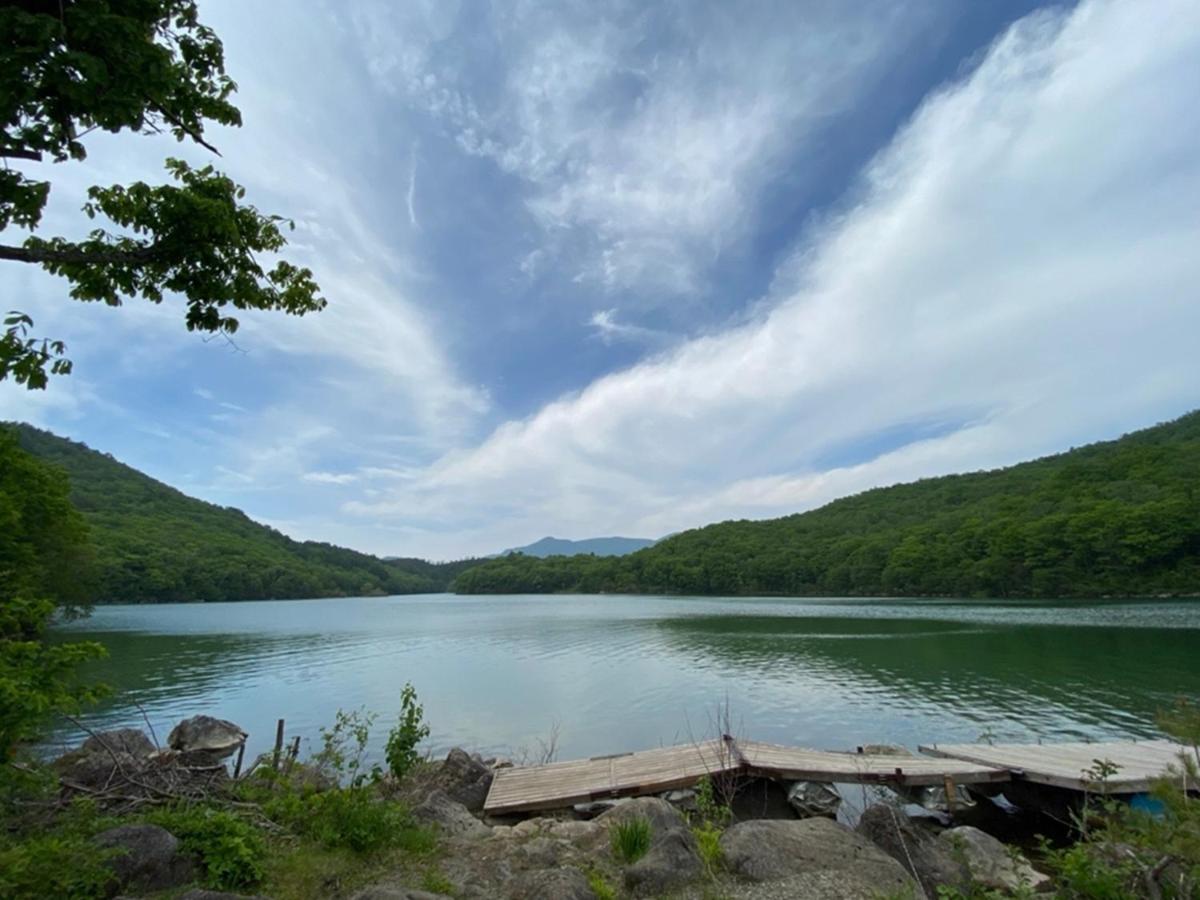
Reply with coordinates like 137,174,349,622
285,735,301,773
232,742,246,779
272,719,285,771
943,774,957,813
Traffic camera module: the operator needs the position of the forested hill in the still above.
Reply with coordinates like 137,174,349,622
453,412,1200,598
7,423,477,603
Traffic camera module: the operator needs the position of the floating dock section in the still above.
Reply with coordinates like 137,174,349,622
483,735,1192,815
920,739,1192,794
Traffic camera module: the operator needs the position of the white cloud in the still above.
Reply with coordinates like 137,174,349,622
348,0,1200,558
302,471,360,485
357,1,939,300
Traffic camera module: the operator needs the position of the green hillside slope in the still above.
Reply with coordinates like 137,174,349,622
453,412,1200,598
7,423,475,603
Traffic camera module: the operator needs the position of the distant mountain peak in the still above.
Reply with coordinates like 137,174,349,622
500,535,655,558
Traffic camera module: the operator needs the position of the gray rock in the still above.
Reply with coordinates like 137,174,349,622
178,891,271,900
505,867,595,900
787,781,842,819
574,798,625,818
624,827,703,896
720,818,918,897
413,789,490,839
82,728,156,758
547,819,601,843
517,835,569,868
437,747,494,812
55,747,143,791
857,803,969,897
595,796,685,835
939,826,1050,893
349,888,452,900
95,823,195,892
168,715,247,760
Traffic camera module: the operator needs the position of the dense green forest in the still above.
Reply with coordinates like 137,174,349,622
453,412,1200,598
6,424,477,603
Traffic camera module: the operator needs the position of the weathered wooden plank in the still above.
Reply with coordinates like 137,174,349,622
919,740,1191,793
485,740,733,814
738,740,1009,786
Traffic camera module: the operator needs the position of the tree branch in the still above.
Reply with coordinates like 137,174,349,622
0,242,159,266
2,148,43,162
157,108,222,157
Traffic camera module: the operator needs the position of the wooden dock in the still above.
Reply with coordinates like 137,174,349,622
484,737,1005,815
920,739,1193,794
483,736,1193,814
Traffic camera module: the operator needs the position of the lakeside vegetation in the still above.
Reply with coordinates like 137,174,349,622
7,424,477,603
454,411,1200,598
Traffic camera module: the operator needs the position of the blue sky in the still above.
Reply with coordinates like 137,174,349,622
3,0,1199,559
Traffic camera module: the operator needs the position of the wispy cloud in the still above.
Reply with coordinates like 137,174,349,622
588,309,673,348
302,471,359,485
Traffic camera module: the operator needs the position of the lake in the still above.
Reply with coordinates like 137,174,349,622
49,595,1200,766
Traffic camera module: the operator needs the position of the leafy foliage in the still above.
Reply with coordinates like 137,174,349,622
0,430,105,759
455,412,1200,598
385,682,431,781
145,805,266,891
690,776,731,879
0,0,323,389
611,816,652,864
7,423,478,603
0,832,116,900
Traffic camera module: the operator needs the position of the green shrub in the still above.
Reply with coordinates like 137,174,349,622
385,682,430,780
611,816,652,864
262,783,434,856
0,833,117,900
420,867,456,894
145,805,265,891
693,821,724,877
585,866,617,900
315,707,378,786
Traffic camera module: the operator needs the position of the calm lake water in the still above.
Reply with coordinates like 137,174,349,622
49,595,1200,765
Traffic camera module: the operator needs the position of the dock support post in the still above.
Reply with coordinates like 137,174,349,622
943,774,957,813
272,718,285,771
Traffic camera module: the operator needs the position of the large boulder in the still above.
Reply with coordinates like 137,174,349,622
505,867,595,900
83,728,156,758
595,796,686,835
720,818,918,898
54,729,155,791
938,826,1050,893
413,789,491,839
624,828,703,896
168,715,247,762
857,803,969,897
436,748,494,812
94,823,195,892
177,891,271,900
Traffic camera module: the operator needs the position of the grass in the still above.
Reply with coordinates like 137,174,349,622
610,816,653,864
420,867,456,895
585,866,618,900
693,821,724,878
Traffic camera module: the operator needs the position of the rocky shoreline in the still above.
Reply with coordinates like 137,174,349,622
46,718,1053,899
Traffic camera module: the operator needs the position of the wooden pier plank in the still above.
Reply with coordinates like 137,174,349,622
919,740,1192,793
485,740,730,814
738,740,1009,787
